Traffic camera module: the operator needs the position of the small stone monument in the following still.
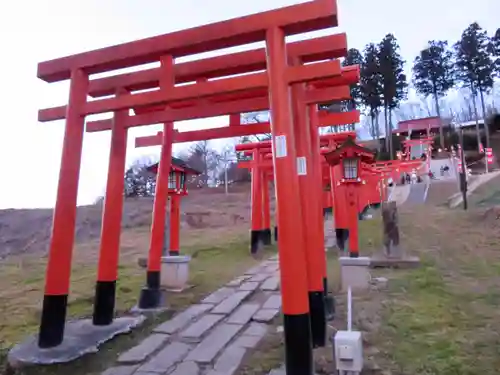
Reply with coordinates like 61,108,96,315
160,255,192,292
339,256,371,291
370,201,420,268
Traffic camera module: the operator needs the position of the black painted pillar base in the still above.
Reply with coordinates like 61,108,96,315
262,228,272,245
250,230,263,254
138,271,164,309
169,250,180,256
92,280,116,326
38,294,68,348
335,228,349,251
308,291,327,348
274,226,278,242
323,277,335,321
283,313,314,375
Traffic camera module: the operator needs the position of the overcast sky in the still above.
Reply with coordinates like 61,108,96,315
0,0,498,208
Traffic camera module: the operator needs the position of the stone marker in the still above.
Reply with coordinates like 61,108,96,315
382,201,401,257
369,201,420,269
227,303,261,325
212,291,252,315
137,342,191,373
185,324,243,363
179,314,224,342
117,334,169,364
154,304,213,334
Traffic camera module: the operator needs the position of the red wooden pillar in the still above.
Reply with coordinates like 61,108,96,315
266,26,313,375
308,105,333,319
250,150,264,253
292,71,326,348
345,184,360,257
261,171,272,245
138,55,174,309
92,88,129,325
331,165,349,251
38,69,89,348
169,194,181,256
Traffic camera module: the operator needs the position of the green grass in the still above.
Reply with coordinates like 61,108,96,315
0,232,273,375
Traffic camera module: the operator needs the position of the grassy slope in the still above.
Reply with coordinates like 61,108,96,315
0,185,270,375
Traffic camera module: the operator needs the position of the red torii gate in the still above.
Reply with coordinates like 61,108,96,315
32,2,351,372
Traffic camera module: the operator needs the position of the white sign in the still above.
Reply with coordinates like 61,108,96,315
274,135,287,158
296,156,307,175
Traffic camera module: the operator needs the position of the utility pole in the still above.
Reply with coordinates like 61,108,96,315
458,128,468,210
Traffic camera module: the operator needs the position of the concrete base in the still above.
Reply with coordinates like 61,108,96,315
160,255,191,291
370,254,421,269
8,316,145,368
339,256,371,291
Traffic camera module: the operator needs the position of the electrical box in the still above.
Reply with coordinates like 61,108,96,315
334,330,363,372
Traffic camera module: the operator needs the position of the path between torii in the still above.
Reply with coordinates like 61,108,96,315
102,257,281,375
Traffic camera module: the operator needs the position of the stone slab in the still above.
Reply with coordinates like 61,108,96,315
185,323,243,364
179,314,224,342
243,322,269,337
209,346,247,375
248,273,269,282
245,265,264,275
260,276,280,291
239,281,260,292
226,276,250,287
137,342,191,373
117,333,169,364
253,309,280,323
202,287,234,304
369,255,421,269
263,265,279,273
262,295,282,310
232,334,263,349
101,365,139,375
227,303,261,325
154,304,213,334
212,291,252,315
170,361,199,375
8,316,146,368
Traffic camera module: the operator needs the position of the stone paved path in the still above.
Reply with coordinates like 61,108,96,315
102,256,281,375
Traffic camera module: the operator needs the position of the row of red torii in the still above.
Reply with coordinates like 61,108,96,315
22,2,428,374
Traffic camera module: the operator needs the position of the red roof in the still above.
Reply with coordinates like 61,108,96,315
395,116,441,133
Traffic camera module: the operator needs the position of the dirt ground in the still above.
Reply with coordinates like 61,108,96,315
237,180,500,375
0,183,274,375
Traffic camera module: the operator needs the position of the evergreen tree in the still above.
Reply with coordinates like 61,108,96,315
491,28,500,76
342,48,364,110
341,48,364,131
360,43,383,144
378,34,408,156
412,40,455,149
454,22,495,146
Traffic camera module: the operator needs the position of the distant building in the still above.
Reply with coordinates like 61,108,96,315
393,116,485,138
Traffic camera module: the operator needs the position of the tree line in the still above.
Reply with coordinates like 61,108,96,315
345,22,500,156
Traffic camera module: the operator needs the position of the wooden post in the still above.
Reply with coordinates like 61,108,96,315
381,201,401,258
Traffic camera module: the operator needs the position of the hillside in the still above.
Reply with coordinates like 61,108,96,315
0,183,256,260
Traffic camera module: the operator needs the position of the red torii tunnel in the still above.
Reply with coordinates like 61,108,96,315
235,132,389,251
32,1,356,372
